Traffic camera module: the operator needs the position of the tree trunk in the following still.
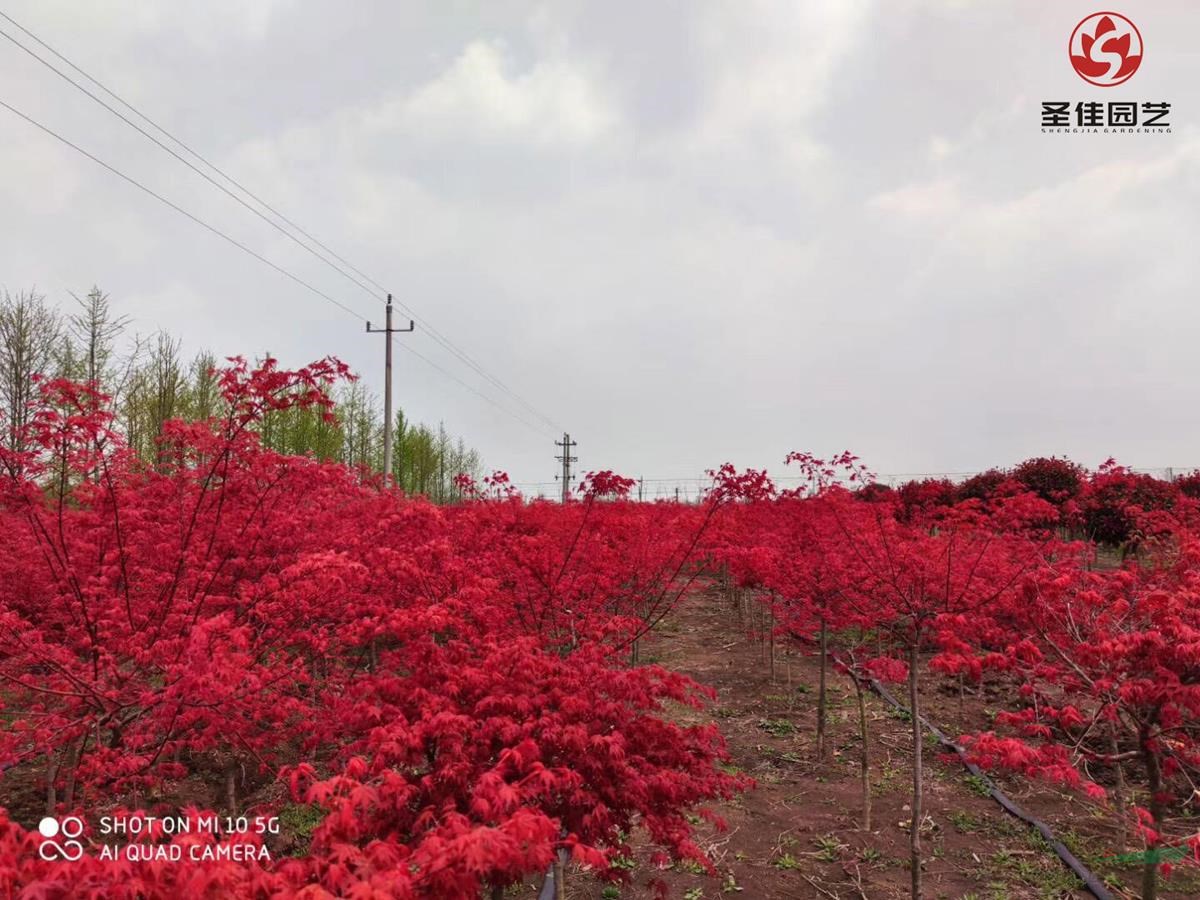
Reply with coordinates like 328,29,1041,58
63,735,85,808
816,619,828,760
909,639,923,900
855,674,871,832
1109,723,1126,843
759,598,767,662
786,647,793,709
769,609,776,682
45,753,59,815
1141,736,1165,900
225,763,238,815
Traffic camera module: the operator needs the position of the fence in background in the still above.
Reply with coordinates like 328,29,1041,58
509,467,1198,503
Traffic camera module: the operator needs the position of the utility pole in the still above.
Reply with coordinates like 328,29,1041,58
366,294,414,485
554,433,577,503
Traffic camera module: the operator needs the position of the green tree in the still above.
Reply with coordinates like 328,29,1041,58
0,289,62,454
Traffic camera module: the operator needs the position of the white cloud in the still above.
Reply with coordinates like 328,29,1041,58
6,0,295,45
958,135,1200,269
868,177,962,219
4,0,1200,481
929,136,955,160
678,0,870,174
0,137,81,212
361,39,621,150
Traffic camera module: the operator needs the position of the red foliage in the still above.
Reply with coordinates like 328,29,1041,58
9,377,1200,898
1012,456,1084,505
1080,459,1177,546
0,362,745,898
1176,471,1200,500
894,478,957,521
955,468,1009,503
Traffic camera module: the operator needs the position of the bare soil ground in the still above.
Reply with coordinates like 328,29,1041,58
547,583,1200,900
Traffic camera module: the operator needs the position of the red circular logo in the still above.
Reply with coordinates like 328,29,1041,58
1069,12,1143,86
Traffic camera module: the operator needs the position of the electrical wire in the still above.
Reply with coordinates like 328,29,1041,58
391,335,556,437
0,21,382,316
0,94,556,438
0,96,368,322
0,9,563,434
0,9,381,292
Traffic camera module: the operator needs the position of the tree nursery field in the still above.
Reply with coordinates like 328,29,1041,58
5,359,1200,899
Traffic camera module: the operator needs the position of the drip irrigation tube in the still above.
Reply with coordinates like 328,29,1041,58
859,672,1116,900
537,846,569,900
535,669,1116,900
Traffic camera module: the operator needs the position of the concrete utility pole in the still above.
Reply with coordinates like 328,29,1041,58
554,433,577,503
366,294,414,484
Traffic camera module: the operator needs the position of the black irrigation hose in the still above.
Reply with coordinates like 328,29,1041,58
537,845,569,899
859,672,1116,900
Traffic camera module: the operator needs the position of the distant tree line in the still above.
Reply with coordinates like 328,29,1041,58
0,287,483,500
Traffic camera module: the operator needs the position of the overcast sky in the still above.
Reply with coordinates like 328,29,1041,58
1,1,1196,490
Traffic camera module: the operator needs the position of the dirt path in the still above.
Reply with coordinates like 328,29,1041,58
554,583,1199,900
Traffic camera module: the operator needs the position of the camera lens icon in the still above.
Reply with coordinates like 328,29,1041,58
37,816,85,860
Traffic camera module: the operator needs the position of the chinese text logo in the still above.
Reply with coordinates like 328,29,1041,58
1070,13,1142,86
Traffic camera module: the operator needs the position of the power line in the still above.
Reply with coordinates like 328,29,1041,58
541,467,1200,489
0,9,376,293
0,20,382,316
0,9,563,434
0,96,369,322
0,94,555,437
392,335,556,437
392,299,563,433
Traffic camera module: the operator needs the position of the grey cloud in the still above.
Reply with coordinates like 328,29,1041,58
1,0,1197,485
